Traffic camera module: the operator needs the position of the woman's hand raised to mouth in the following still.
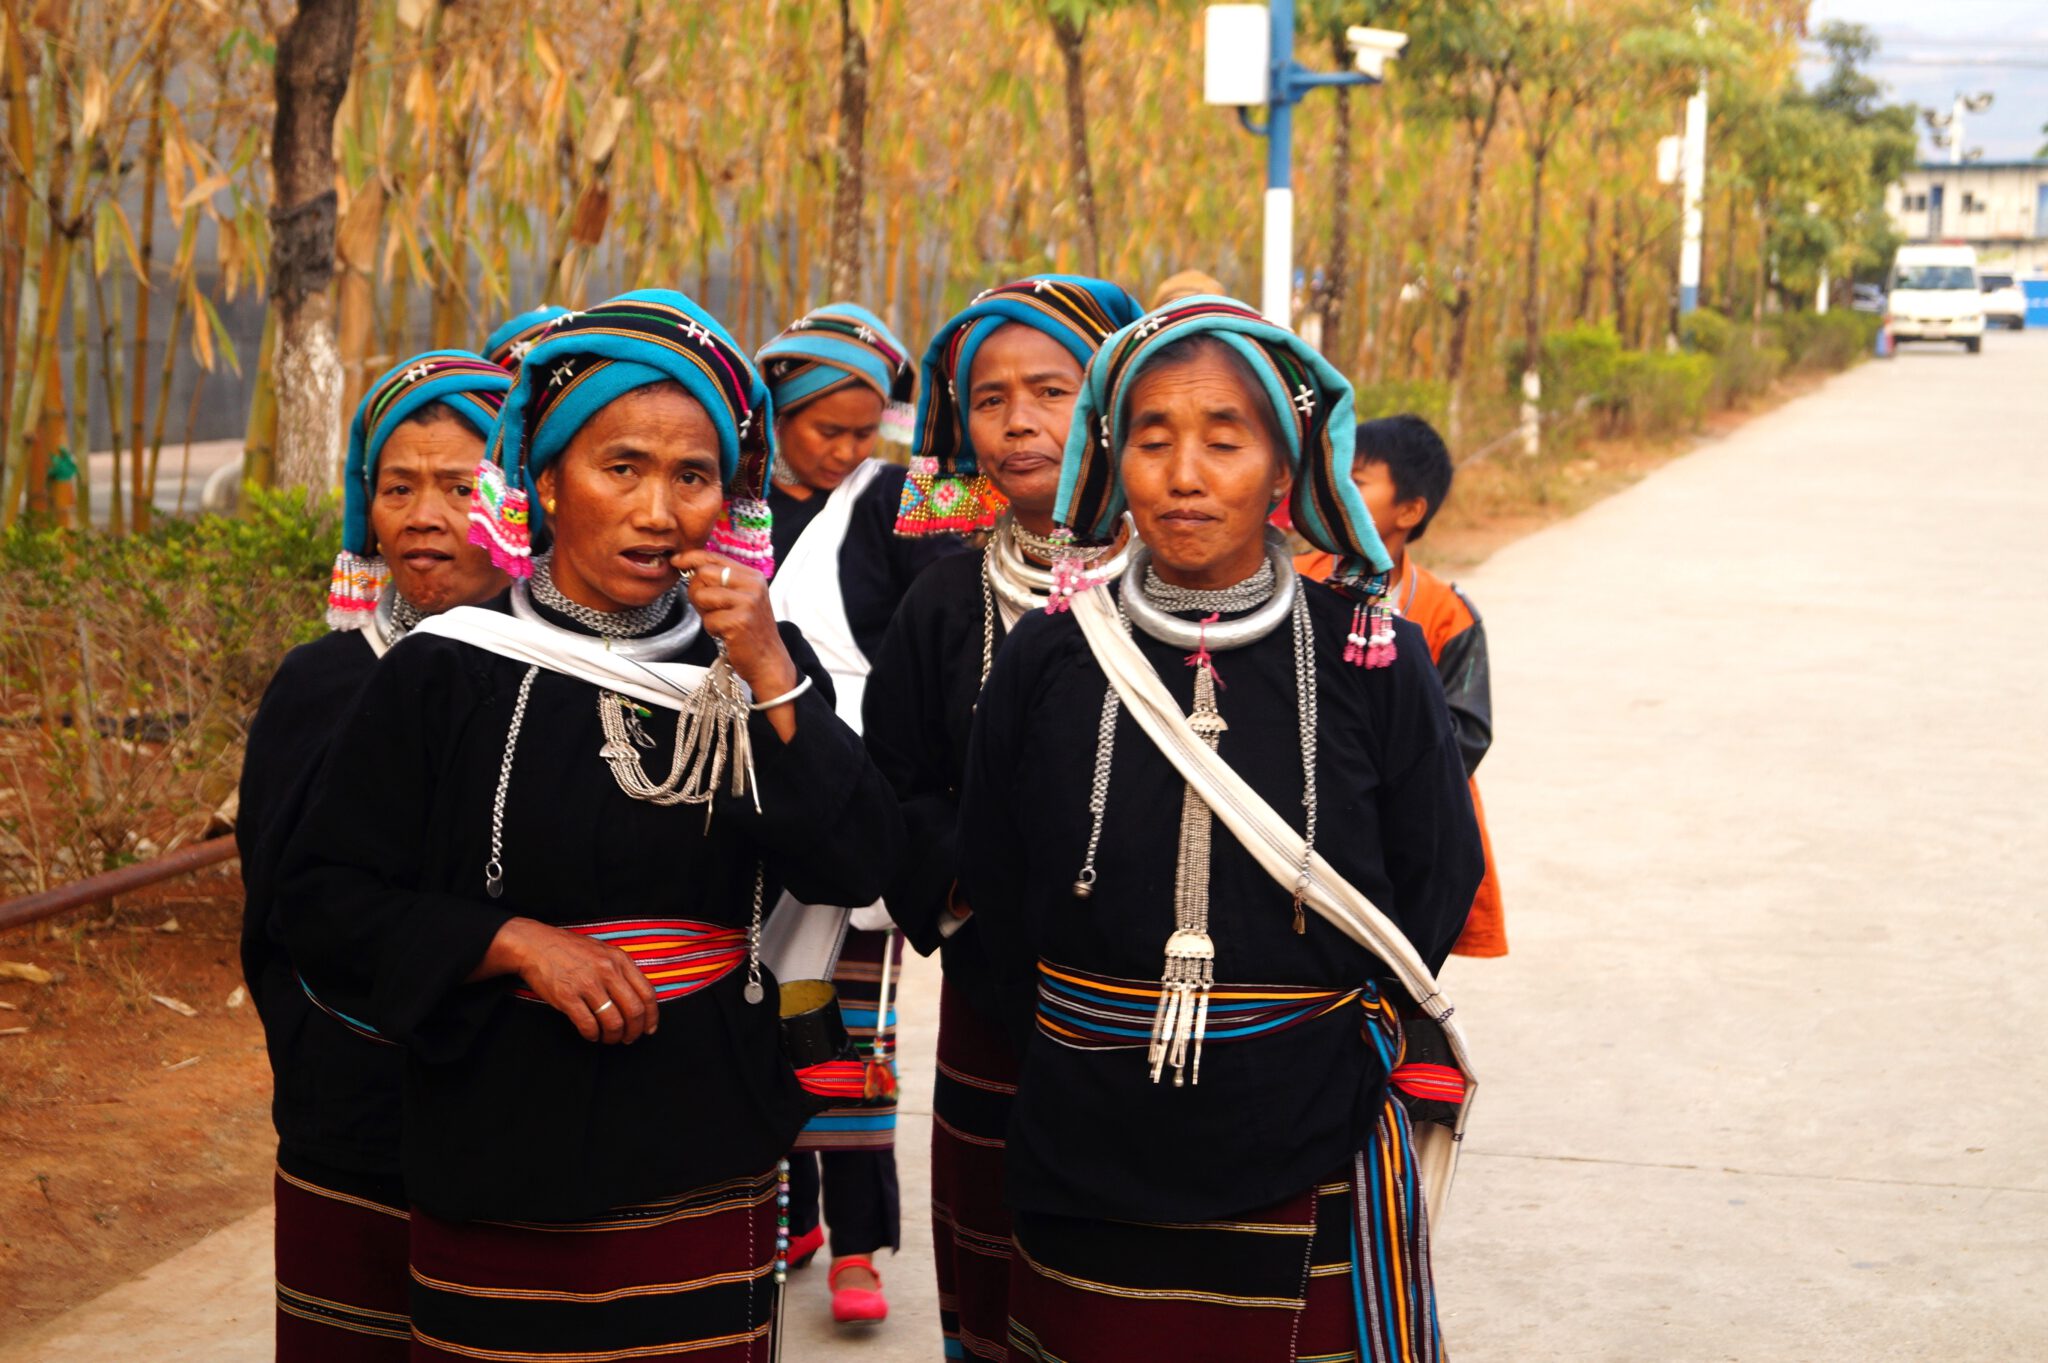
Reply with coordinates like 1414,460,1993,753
672,547,804,740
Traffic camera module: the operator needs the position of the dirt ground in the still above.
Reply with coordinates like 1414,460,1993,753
0,870,271,1335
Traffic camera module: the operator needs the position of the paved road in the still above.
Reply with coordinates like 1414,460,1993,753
5,332,2043,1360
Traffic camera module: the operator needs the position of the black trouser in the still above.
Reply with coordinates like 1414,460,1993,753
786,1148,901,1258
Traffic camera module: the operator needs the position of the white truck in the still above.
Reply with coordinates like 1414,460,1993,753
1886,244,1986,353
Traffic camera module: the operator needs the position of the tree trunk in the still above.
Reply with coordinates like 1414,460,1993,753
1050,14,1101,278
826,0,869,300
269,0,358,493
1609,211,1629,341
1574,133,1602,322
128,49,166,533
0,2,32,494
241,307,280,496
1445,103,1496,443
1322,28,1353,364
1520,141,1548,457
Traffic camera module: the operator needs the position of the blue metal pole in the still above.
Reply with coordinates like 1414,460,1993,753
1262,0,1296,323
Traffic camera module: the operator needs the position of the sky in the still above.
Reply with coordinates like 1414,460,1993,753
1800,0,2048,162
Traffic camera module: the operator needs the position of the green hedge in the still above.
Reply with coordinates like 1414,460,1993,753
0,490,335,889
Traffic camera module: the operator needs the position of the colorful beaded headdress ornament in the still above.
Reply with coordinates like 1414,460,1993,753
469,290,778,579
328,351,511,630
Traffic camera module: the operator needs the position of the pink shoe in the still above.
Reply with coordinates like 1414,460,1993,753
787,1224,825,1270
828,1256,888,1325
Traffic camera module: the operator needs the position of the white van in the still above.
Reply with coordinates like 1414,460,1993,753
1887,244,1985,353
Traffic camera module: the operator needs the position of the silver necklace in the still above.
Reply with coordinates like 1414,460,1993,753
980,514,1134,685
1141,555,1276,615
478,660,771,1006
382,590,425,638
510,577,702,663
1118,532,1296,654
1069,546,1324,1087
531,551,681,638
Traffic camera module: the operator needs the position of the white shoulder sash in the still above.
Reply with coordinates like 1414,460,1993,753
1069,582,1476,1221
410,607,726,713
768,458,888,729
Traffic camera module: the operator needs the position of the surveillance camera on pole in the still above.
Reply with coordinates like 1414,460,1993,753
1205,4,1403,328
1344,26,1408,80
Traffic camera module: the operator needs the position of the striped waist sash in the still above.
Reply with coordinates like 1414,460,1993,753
1036,961,1362,1050
512,918,746,1004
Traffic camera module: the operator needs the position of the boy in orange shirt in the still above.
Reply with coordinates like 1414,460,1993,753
1296,414,1506,956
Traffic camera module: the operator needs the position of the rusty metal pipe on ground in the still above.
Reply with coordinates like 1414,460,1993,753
0,837,239,934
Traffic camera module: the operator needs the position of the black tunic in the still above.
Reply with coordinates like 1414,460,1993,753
277,593,904,1224
238,629,404,1175
769,462,964,664
958,582,1483,1224
860,551,1004,1005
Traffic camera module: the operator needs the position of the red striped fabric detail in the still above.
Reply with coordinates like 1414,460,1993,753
1390,1062,1467,1105
511,919,745,1005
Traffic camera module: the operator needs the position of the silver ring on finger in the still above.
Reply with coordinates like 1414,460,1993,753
720,566,732,587
594,999,616,1015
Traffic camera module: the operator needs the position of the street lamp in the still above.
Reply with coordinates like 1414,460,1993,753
1926,92,1993,166
1203,5,1405,327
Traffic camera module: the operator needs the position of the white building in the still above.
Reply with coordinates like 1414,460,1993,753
1886,161,2048,270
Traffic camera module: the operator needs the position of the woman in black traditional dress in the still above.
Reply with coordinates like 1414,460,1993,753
241,350,510,1360
751,302,962,1326
959,297,1484,1363
861,274,1141,1361
279,290,902,1363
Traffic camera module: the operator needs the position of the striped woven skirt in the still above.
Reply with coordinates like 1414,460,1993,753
791,926,902,1152
407,1169,781,1362
1006,970,1448,1363
1006,1129,1440,1363
929,980,1021,1363
274,1153,412,1361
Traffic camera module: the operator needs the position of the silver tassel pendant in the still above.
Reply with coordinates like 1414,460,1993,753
1148,930,1214,1086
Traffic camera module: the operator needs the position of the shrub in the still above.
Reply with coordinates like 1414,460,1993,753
1680,307,1736,356
1774,311,1880,372
1709,335,1788,407
0,490,335,892
1609,351,1714,438
1353,378,1451,431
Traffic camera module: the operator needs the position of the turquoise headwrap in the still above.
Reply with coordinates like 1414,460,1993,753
896,275,1142,536
756,303,911,417
468,290,778,578
328,351,510,630
482,305,569,371
1054,296,1400,663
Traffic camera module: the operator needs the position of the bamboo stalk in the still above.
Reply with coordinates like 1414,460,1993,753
127,47,165,532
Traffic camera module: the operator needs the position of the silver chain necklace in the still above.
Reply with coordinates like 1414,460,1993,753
980,513,1134,686
1118,534,1297,654
387,591,425,636
1140,555,1276,615
531,551,679,637
479,661,771,1006
509,569,702,664
1067,540,1323,1087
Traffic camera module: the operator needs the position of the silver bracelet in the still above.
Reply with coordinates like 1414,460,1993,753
747,674,815,712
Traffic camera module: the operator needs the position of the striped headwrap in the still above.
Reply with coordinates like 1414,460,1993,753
1054,296,1398,663
896,274,1142,537
1057,296,1390,576
481,305,569,372
468,290,777,579
755,303,912,419
328,351,511,630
